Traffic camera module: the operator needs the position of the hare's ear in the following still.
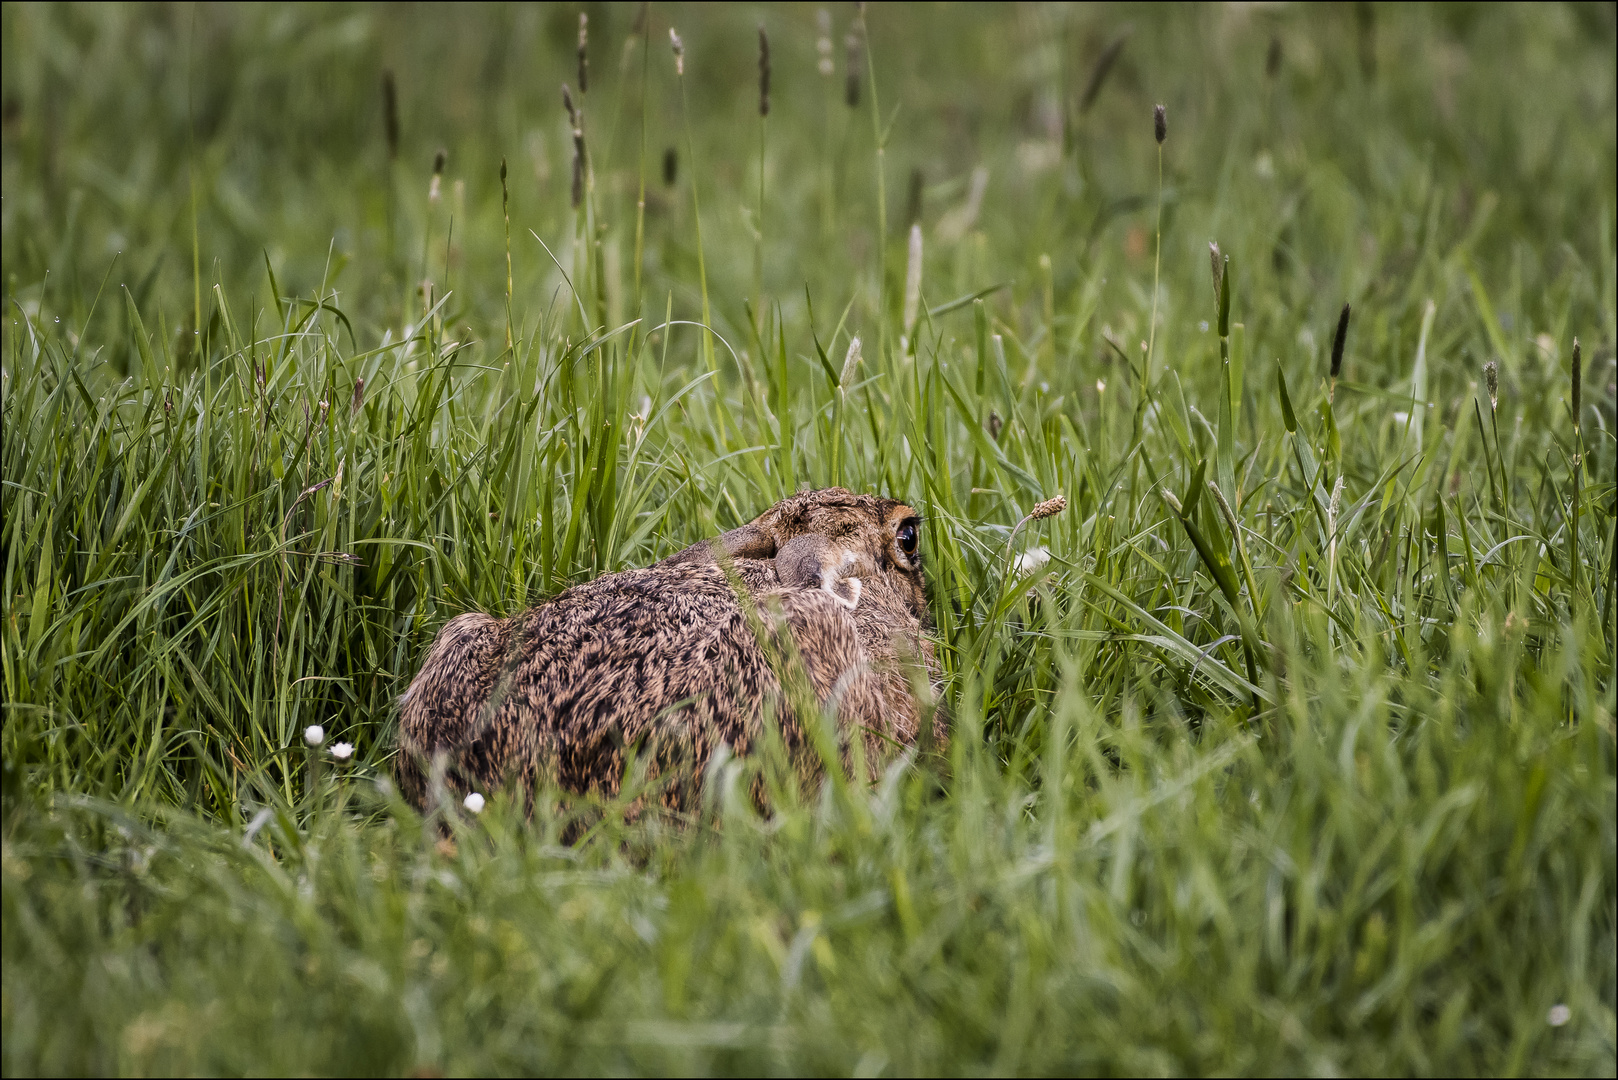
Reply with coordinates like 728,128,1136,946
716,523,777,559
662,522,777,566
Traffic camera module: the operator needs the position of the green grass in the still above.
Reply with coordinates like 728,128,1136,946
2,2,1615,1074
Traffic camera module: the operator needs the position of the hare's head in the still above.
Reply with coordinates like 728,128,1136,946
690,488,928,617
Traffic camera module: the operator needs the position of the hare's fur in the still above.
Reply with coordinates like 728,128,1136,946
396,488,941,809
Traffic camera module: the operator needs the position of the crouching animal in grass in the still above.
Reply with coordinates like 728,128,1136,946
395,488,944,811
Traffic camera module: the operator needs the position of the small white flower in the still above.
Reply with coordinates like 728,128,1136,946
464,792,486,814
1096,380,1106,393
304,725,325,747
329,742,354,761
1015,545,1052,577
1547,1003,1571,1027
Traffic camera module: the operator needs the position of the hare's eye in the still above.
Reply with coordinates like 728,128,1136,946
896,521,919,558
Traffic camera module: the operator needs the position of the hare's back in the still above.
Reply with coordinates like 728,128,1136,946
504,564,769,727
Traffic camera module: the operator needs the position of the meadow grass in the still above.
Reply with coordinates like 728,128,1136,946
2,3,1615,1074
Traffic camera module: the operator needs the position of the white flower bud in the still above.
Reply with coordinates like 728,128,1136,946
303,725,324,747
464,792,486,814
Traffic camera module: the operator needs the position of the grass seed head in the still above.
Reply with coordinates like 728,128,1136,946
430,149,445,201
758,25,771,117
1079,32,1128,114
1031,495,1067,520
845,29,863,108
577,12,589,93
562,85,583,208
1571,338,1581,422
1154,103,1167,144
1209,241,1223,303
840,335,863,386
669,29,684,76
662,146,678,187
1484,360,1499,412
1331,302,1351,379
351,377,364,414
1207,479,1240,531
902,223,923,337
381,70,399,159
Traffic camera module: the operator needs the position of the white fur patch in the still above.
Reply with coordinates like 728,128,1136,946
820,548,862,608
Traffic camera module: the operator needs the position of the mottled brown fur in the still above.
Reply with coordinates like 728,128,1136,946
395,488,942,811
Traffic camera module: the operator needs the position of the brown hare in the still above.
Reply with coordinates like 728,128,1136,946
395,487,943,812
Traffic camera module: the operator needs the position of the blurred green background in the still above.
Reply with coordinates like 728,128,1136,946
5,2,1613,390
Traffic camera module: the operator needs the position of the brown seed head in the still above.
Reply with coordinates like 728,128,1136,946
1331,302,1351,379
562,84,583,207
577,13,589,93
1571,338,1581,423
1154,104,1167,144
758,25,771,117
1483,360,1498,412
662,146,678,187
1079,33,1128,115
845,30,863,108
1030,495,1068,521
